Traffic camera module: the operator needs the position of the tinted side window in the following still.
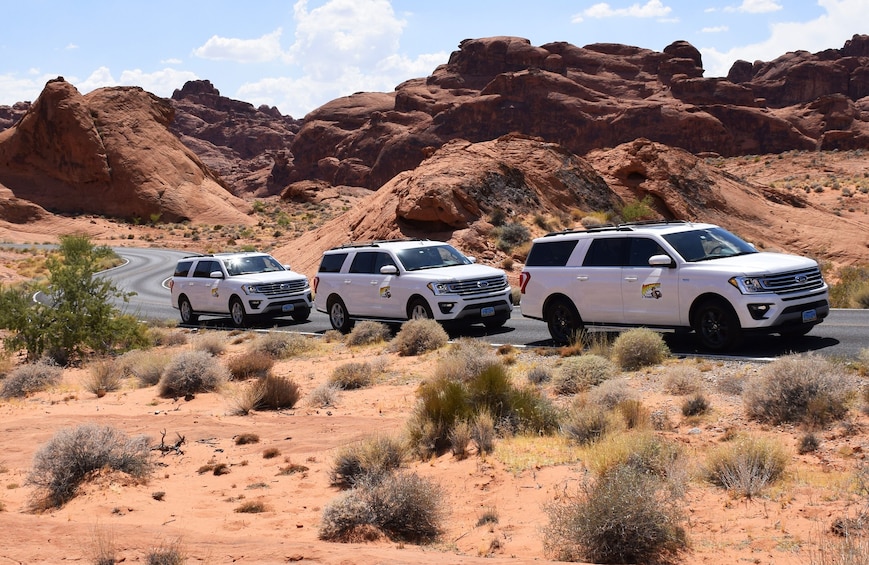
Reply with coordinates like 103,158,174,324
526,240,578,267
174,260,194,278
374,252,397,273
582,238,628,267
193,260,220,278
626,238,668,267
318,253,347,273
349,252,378,274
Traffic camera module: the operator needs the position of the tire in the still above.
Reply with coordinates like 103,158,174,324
545,297,582,345
408,297,433,320
178,295,198,324
327,296,354,333
229,297,249,328
693,299,742,351
291,306,311,322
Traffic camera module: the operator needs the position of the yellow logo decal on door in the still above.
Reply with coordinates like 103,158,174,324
642,282,662,299
380,286,391,299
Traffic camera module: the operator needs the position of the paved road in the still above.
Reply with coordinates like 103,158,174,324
109,247,868,360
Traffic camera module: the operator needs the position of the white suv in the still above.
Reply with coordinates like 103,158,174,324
519,221,829,351
313,240,512,332
169,252,312,327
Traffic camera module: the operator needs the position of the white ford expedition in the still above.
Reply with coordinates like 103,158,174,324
313,239,512,332
169,252,312,327
519,221,829,351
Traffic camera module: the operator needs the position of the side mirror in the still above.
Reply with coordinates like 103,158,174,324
648,254,674,268
466,256,477,264
210,271,224,279
380,265,398,275
283,264,291,271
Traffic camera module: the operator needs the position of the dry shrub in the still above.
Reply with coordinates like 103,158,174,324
544,463,687,564
449,420,472,459
329,362,373,390
562,403,618,446
0,359,63,398
330,434,407,488
262,447,280,459
389,319,448,356
148,327,188,347
27,423,151,508
585,430,682,479
434,338,499,382
192,332,226,356
616,399,650,430
587,377,635,409
681,393,710,417
89,525,117,565
743,353,854,426
235,433,259,445
553,355,617,395
256,374,301,410
611,328,669,371
703,435,788,498
472,410,496,455
664,365,703,395
319,472,446,543
798,432,821,454
227,351,274,380
116,349,170,387
158,350,229,398
716,371,748,396
308,382,341,408
235,499,269,513
346,321,391,346
145,538,185,565
526,365,552,385
82,359,123,397
252,332,314,359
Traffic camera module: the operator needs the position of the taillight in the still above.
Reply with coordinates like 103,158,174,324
168,278,174,290
312,276,319,294
519,271,530,294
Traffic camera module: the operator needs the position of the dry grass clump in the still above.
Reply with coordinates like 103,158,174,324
82,359,124,397
145,539,186,565
681,393,711,417
192,332,226,356
553,355,617,395
611,328,669,371
252,331,314,359
158,351,229,398
234,433,260,445
330,434,408,488
434,338,499,382
234,499,269,513
585,430,682,479
544,463,687,564
227,351,274,380
664,365,703,395
308,382,341,408
471,410,496,455
256,374,301,410
0,359,63,398
329,362,373,390
116,349,170,387
562,402,619,446
743,353,855,427
587,377,635,409
388,319,448,356
526,364,552,385
27,423,151,508
319,472,446,543
148,327,189,347
345,321,392,346
703,435,789,498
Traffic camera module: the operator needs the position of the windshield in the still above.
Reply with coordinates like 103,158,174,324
662,227,757,262
222,255,285,276
396,245,471,271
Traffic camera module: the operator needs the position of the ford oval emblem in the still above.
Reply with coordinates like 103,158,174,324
280,283,290,290
795,275,808,284
478,281,489,288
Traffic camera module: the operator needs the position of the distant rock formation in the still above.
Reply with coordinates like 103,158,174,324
0,78,253,224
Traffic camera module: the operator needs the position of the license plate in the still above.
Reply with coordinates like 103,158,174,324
282,304,295,312
481,306,495,317
802,309,816,323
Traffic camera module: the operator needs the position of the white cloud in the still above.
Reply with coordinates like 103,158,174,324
161,58,183,65
76,66,117,94
65,43,78,50
572,0,672,23
702,25,729,33
729,0,783,13
0,73,55,104
700,0,865,77
119,68,200,97
193,28,284,63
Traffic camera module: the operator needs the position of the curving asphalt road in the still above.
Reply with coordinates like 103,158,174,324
107,247,869,360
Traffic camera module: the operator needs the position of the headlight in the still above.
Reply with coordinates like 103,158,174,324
728,276,767,294
241,284,259,295
427,282,451,296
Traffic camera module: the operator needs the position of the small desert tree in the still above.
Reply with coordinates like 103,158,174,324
0,235,149,363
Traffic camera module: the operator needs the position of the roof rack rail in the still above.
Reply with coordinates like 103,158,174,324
333,238,428,250
542,219,689,237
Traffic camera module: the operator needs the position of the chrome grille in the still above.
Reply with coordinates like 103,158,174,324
256,279,309,296
448,276,509,296
762,267,825,294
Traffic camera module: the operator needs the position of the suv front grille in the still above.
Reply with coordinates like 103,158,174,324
762,267,825,295
255,279,309,296
448,276,509,296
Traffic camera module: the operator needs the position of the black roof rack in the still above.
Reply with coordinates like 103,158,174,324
331,238,429,250
542,219,690,237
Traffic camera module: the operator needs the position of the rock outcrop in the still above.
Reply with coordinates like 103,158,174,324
0,78,253,225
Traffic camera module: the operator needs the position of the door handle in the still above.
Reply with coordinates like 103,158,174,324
624,276,638,282
343,279,352,284
370,280,379,285
576,276,588,281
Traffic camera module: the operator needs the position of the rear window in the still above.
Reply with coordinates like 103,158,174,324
318,253,348,273
173,260,194,277
525,240,578,267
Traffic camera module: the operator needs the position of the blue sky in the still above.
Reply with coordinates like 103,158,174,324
0,0,865,118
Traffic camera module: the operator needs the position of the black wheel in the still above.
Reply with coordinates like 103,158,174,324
483,315,509,329
408,297,434,320
178,295,198,324
693,299,742,351
291,306,311,322
545,297,582,345
327,296,354,333
229,297,248,327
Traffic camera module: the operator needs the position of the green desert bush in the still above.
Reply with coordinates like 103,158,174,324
611,328,669,371
158,350,229,398
27,423,151,508
703,435,788,498
1,359,63,399
319,472,446,543
345,321,391,346
494,222,531,252
552,354,617,395
227,351,274,380
743,353,854,426
329,362,373,390
389,319,448,356
82,359,124,397
544,463,687,563
330,434,407,488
